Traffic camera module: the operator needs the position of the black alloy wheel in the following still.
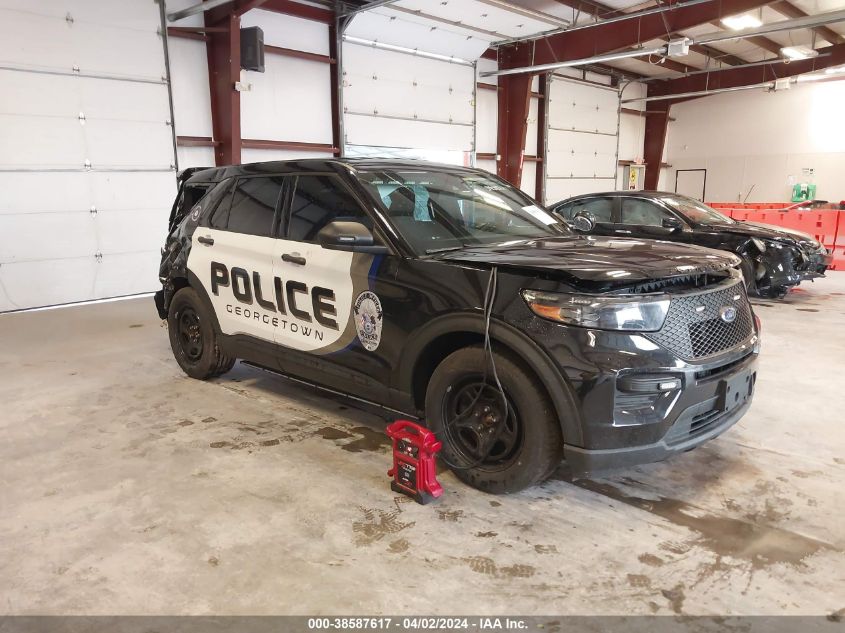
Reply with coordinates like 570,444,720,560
177,307,204,362
426,346,565,494
442,379,523,466
167,287,235,379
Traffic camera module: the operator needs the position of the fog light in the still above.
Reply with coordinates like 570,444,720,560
658,380,681,391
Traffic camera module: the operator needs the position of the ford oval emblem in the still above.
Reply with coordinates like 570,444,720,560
719,306,737,323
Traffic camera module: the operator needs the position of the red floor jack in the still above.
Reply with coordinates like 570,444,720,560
386,420,443,505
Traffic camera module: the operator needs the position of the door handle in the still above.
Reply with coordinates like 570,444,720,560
281,252,306,266
614,230,632,234
197,235,214,246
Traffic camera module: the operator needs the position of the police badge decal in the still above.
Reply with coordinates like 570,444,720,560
353,291,383,351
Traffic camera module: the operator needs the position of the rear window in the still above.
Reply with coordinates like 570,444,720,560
169,183,211,230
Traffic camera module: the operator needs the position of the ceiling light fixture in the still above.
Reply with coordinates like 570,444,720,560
721,14,763,30
781,46,819,60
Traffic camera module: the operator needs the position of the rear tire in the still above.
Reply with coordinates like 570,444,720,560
167,287,235,379
425,346,563,494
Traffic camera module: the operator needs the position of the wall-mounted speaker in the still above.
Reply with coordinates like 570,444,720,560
240,26,265,73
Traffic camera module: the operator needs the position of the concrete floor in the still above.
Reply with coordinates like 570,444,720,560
1,274,844,617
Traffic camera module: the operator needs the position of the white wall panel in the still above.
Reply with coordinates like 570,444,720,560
545,76,620,203
0,0,177,311
343,43,475,153
93,251,163,299
665,80,845,201
0,212,97,262
346,10,491,60
177,146,215,170
549,79,618,135
343,45,474,124
0,6,165,79
85,120,174,168
345,115,474,152
394,0,559,39
476,158,496,175
617,82,647,189
241,149,333,163
545,178,617,204
520,163,538,200
476,89,498,154
241,9,329,55
547,130,617,177
525,98,539,156
0,116,85,168
0,259,98,311
241,55,333,144
169,38,213,139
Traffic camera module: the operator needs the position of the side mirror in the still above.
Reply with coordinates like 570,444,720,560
571,211,596,233
662,216,683,231
317,220,388,254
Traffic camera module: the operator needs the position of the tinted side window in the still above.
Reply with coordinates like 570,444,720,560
553,202,574,220
209,180,235,229
621,198,668,226
287,175,368,242
571,197,614,223
225,177,284,237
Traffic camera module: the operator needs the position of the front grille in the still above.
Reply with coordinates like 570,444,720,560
646,280,753,360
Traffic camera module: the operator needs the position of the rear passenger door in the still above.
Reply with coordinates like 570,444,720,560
272,173,389,400
189,176,284,343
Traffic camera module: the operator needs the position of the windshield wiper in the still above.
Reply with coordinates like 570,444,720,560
425,245,467,254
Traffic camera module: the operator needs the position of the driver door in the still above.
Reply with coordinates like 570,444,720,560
271,173,390,401
616,197,687,240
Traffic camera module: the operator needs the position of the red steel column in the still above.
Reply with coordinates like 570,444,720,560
329,21,342,156
534,73,547,203
643,107,670,191
206,12,242,166
496,44,534,188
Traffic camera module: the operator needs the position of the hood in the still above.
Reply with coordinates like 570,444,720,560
705,220,816,245
433,236,740,283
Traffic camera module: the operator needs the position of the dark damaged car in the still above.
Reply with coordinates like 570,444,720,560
156,160,760,493
550,191,833,299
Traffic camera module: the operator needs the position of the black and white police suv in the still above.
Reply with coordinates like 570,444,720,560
156,159,760,493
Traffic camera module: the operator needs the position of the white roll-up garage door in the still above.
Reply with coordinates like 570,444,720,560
0,0,177,312
341,9,479,163
545,75,620,204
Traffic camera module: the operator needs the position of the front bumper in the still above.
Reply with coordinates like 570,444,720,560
517,292,760,477
797,248,834,278
564,350,757,477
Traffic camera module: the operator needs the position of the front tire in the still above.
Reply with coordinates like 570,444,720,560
425,346,563,494
167,287,235,379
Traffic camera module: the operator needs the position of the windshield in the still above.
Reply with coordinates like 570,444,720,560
355,169,568,254
661,195,735,225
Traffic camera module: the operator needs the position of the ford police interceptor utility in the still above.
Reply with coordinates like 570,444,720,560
156,159,760,493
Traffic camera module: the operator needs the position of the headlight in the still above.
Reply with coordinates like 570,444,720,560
521,290,670,332
751,238,767,252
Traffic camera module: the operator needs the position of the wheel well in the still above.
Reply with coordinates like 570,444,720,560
411,331,483,412
410,331,557,420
